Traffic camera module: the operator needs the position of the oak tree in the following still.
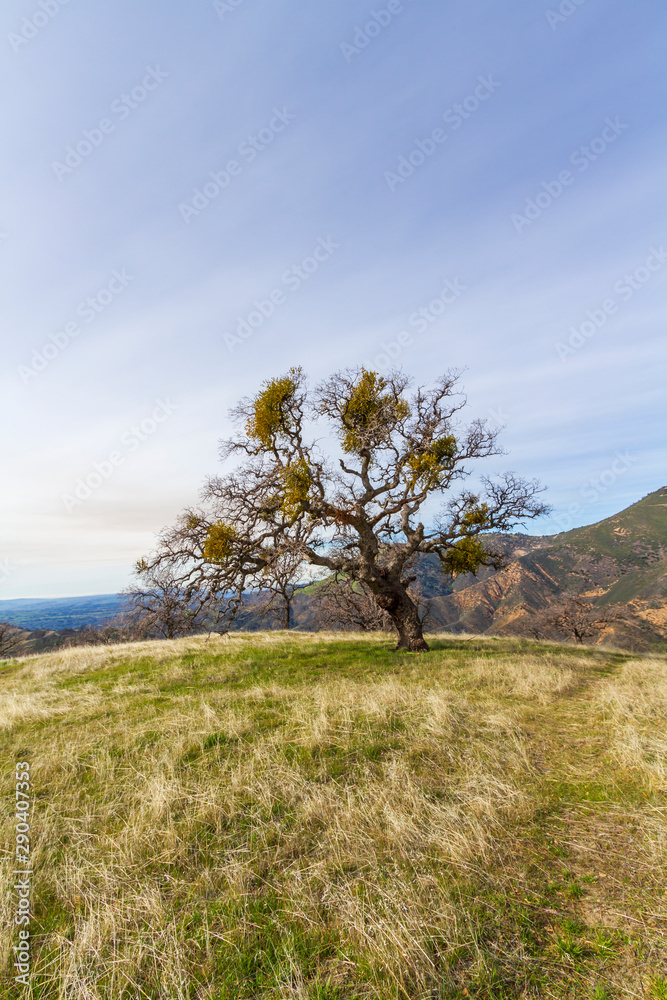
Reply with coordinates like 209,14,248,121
141,367,549,651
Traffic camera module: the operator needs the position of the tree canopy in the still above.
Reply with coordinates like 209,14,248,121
141,366,549,650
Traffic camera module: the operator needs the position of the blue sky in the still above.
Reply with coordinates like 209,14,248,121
1,0,665,598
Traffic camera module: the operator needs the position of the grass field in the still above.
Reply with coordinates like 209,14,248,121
1,632,666,999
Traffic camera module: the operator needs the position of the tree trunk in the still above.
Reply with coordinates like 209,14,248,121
283,597,291,630
373,579,429,652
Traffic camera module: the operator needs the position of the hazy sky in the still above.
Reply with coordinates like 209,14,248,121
1,0,665,598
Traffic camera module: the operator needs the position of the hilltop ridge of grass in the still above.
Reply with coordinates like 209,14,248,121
1,632,666,999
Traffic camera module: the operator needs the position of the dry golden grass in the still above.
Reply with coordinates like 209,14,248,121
595,658,667,793
466,651,585,704
1,632,666,998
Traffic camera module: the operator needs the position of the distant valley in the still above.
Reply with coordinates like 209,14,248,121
0,593,122,630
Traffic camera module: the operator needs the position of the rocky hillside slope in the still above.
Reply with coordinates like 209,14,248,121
425,486,667,646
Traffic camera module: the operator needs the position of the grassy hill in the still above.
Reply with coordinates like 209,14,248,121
555,488,667,567
1,632,666,998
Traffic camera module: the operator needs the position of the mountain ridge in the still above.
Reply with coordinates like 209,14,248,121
421,486,667,646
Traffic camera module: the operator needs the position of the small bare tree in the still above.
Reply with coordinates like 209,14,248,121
522,595,627,645
252,536,306,630
0,621,23,658
317,577,394,632
62,616,141,647
122,565,222,639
